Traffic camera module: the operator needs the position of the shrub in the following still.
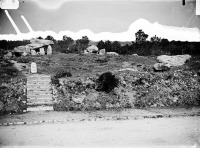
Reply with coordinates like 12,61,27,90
96,72,119,93
95,57,108,63
16,57,31,63
51,77,60,86
54,69,72,79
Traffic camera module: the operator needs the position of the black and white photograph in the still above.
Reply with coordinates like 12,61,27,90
0,0,200,147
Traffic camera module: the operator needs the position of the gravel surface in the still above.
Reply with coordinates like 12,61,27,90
0,107,200,125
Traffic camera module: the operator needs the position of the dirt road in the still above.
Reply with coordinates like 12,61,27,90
0,116,199,147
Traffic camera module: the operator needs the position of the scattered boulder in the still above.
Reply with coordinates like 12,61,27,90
99,49,106,55
107,52,119,56
14,46,28,56
157,54,191,66
122,62,131,68
31,50,37,55
133,54,138,56
4,52,12,59
154,63,171,71
86,45,98,53
72,93,86,104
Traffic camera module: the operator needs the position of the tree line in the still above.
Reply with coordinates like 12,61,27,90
0,30,200,56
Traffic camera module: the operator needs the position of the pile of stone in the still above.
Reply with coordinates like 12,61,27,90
4,38,54,59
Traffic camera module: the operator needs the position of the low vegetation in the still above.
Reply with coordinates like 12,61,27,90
0,30,200,114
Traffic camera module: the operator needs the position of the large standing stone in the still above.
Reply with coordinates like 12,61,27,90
31,50,37,55
40,48,45,55
99,49,106,55
31,62,37,73
47,45,52,55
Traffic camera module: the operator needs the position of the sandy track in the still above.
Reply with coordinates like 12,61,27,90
0,116,199,147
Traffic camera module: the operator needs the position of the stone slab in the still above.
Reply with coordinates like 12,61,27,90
27,94,52,98
27,106,53,111
27,91,52,95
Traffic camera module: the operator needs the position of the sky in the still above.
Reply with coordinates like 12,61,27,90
0,0,200,41
0,0,199,34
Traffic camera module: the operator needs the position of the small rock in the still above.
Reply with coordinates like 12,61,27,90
107,52,119,56
98,49,106,55
154,63,170,71
4,52,12,59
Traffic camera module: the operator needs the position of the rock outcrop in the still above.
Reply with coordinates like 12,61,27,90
107,52,119,56
4,52,12,59
154,63,171,71
157,55,191,66
85,45,98,54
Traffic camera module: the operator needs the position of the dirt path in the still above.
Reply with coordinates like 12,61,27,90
0,116,199,147
1,107,200,124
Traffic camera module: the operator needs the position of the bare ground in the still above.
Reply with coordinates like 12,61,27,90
0,116,199,147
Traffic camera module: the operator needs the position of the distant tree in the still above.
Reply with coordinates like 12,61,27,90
119,44,129,54
135,29,149,44
0,40,8,50
45,35,55,41
150,35,161,43
104,40,112,52
76,36,89,53
58,36,74,53
111,41,121,53
97,40,105,50
37,36,43,39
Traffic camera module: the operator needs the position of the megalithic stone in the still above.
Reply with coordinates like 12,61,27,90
47,45,52,55
31,62,37,73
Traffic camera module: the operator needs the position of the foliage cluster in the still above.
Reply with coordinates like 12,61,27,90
1,29,199,56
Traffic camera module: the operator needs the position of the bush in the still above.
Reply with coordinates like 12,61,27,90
95,57,108,63
54,69,72,78
96,72,119,93
16,57,31,63
51,77,60,86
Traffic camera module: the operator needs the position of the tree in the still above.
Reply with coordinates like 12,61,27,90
45,35,55,41
97,40,105,50
119,44,129,54
76,36,89,53
111,41,121,53
37,36,43,39
135,29,149,44
104,40,112,52
58,36,74,53
150,35,161,43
